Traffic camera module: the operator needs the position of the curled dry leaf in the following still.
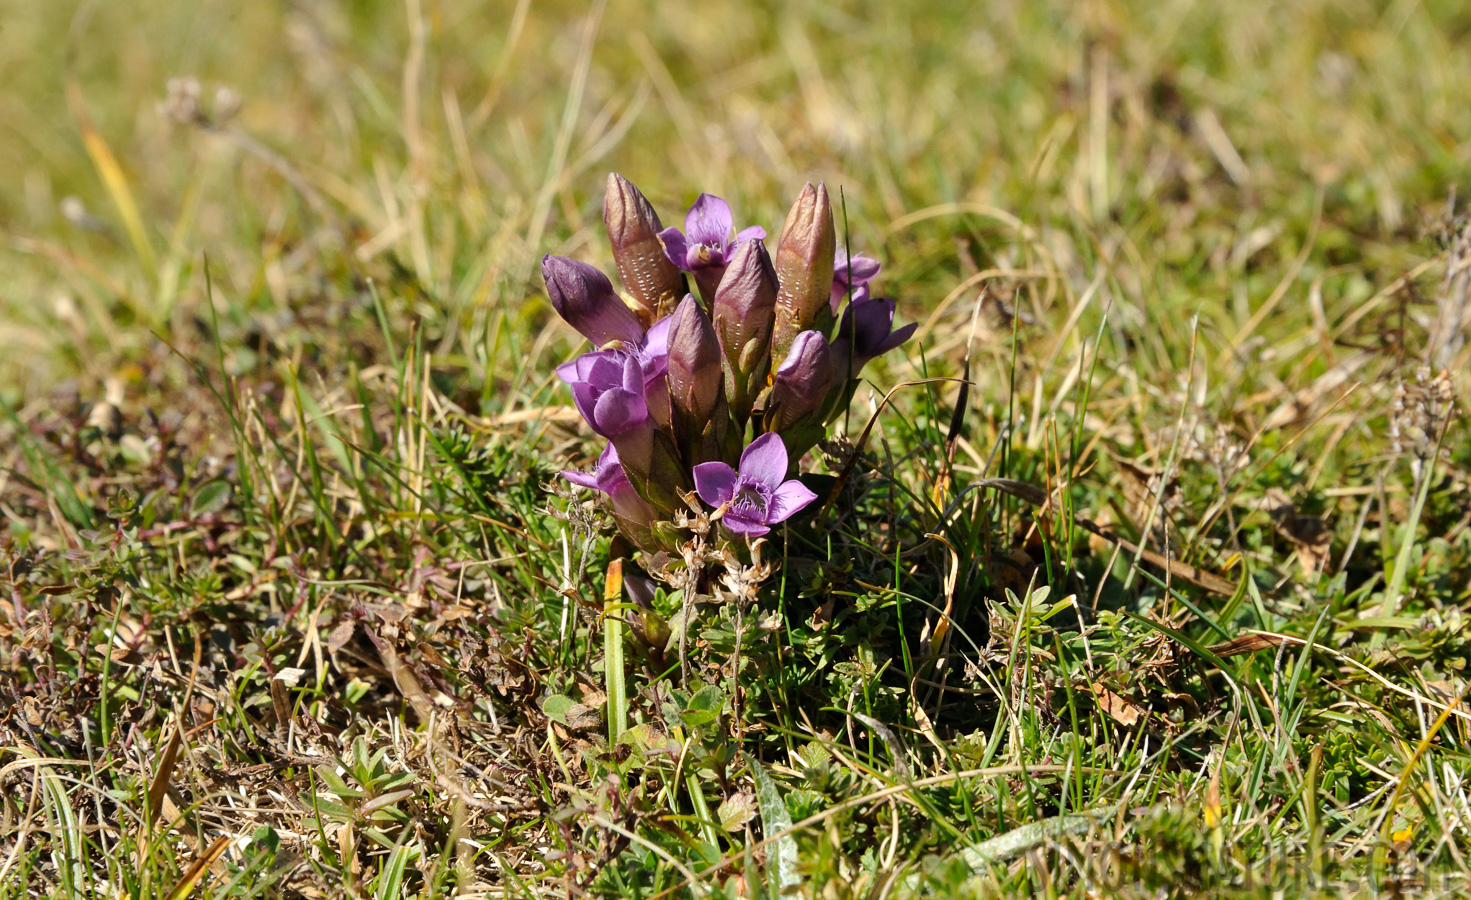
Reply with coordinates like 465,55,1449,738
1206,632,1288,657
1089,684,1146,727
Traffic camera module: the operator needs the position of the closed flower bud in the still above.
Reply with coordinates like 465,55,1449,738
604,173,687,322
542,255,644,347
667,295,723,425
770,183,836,368
712,239,778,424
765,330,834,437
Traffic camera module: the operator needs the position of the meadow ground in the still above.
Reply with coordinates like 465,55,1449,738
3,0,1471,896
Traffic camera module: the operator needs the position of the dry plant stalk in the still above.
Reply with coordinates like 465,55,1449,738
1427,219,1471,370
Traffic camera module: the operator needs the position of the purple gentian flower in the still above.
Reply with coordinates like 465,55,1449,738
562,442,656,528
660,194,766,303
831,296,917,377
660,194,766,272
692,433,819,538
559,353,651,440
830,250,881,312
558,352,661,499
556,316,672,427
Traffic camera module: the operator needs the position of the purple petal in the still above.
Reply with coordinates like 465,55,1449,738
592,387,647,437
620,354,645,394
598,441,622,468
693,461,737,507
767,480,819,523
852,297,897,351
561,468,604,491
685,194,733,249
556,350,621,385
556,358,586,385
722,513,771,538
737,432,789,488
570,381,602,429
876,321,917,356
735,225,767,245
834,252,881,286
659,227,690,271
643,315,673,356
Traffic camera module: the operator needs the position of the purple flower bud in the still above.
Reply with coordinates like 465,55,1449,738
666,295,723,427
692,433,819,538
659,193,766,304
771,183,836,369
764,330,834,436
712,240,778,423
542,255,645,347
604,173,687,322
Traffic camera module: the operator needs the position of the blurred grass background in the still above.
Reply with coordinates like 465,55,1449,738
4,0,1469,400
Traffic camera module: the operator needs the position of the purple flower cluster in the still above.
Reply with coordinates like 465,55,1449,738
548,173,915,547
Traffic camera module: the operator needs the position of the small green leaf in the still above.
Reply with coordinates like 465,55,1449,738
190,480,233,516
748,757,799,890
717,791,758,832
540,693,580,725
315,766,362,800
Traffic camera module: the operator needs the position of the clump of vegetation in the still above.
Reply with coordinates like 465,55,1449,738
3,0,1471,897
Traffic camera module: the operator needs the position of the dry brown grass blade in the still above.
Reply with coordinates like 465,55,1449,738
163,834,231,900
1207,633,1288,657
146,718,183,826
366,628,438,725
922,532,960,657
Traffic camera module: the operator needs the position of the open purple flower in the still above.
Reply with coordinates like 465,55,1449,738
692,433,818,538
561,353,651,441
557,352,687,512
660,194,766,272
831,250,881,312
562,442,656,529
660,194,766,303
831,295,916,377
556,315,672,427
